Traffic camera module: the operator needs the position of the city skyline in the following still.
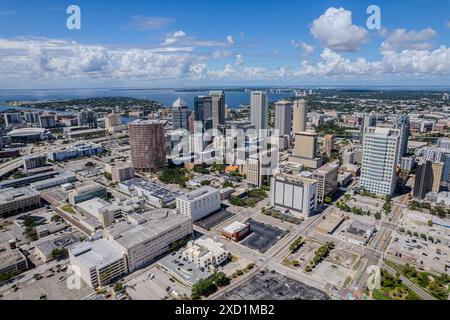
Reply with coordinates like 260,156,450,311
0,0,449,88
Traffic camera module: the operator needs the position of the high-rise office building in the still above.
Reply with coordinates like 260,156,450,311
323,134,334,155
274,100,292,137
414,160,443,199
105,114,121,132
360,127,401,196
294,132,317,159
188,112,195,134
209,91,225,129
292,99,307,134
172,98,190,131
413,161,432,199
361,113,378,144
422,147,450,182
395,114,410,158
78,110,97,128
129,120,167,172
250,91,268,133
312,162,339,203
431,162,444,193
194,96,213,131
290,131,323,169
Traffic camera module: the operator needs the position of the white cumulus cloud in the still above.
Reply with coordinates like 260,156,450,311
381,28,437,51
310,7,369,52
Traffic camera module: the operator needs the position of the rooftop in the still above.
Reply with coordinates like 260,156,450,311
177,186,219,202
0,243,26,268
105,209,191,250
0,187,40,202
129,119,167,126
70,238,124,269
7,128,46,137
222,221,249,234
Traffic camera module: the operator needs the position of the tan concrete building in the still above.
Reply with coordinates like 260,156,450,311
289,131,323,169
294,132,317,159
129,120,167,172
431,162,444,193
312,162,339,203
292,99,307,134
105,113,121,133
246,149,278,187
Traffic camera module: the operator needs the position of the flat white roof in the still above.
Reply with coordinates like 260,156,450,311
223,221,249,234
176,186,219,202
70,239,124,269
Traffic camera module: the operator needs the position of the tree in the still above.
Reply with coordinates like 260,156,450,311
51,248,68,260
212,272,230,287
104,172,112,180
324,196,332,204
114,282,124,293
51,215,63,223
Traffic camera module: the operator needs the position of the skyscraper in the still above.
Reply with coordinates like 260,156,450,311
250,91,268,133
129,120,167,172
194,96,213,131
323,134,334,155
209,91,225,129
361,113,378,144
292,99,307,134
413,160,442,198
360,127,401,196
289,131,323,169
172,98,190,131
312,162,339,203
274,100,292,137
294,132,317,159
395,114,410,158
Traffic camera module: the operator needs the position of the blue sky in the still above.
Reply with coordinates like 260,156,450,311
0,0,449,88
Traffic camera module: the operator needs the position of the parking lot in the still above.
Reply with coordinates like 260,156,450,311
0,265,93,300
387,232,450,274
219,270,330,300
125,266,191,300
194,207,235,231
240,219,288,253
158,251,212,286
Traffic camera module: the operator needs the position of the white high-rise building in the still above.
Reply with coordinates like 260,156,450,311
250,91,268,133
176,186,221,221
360,127,401,196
